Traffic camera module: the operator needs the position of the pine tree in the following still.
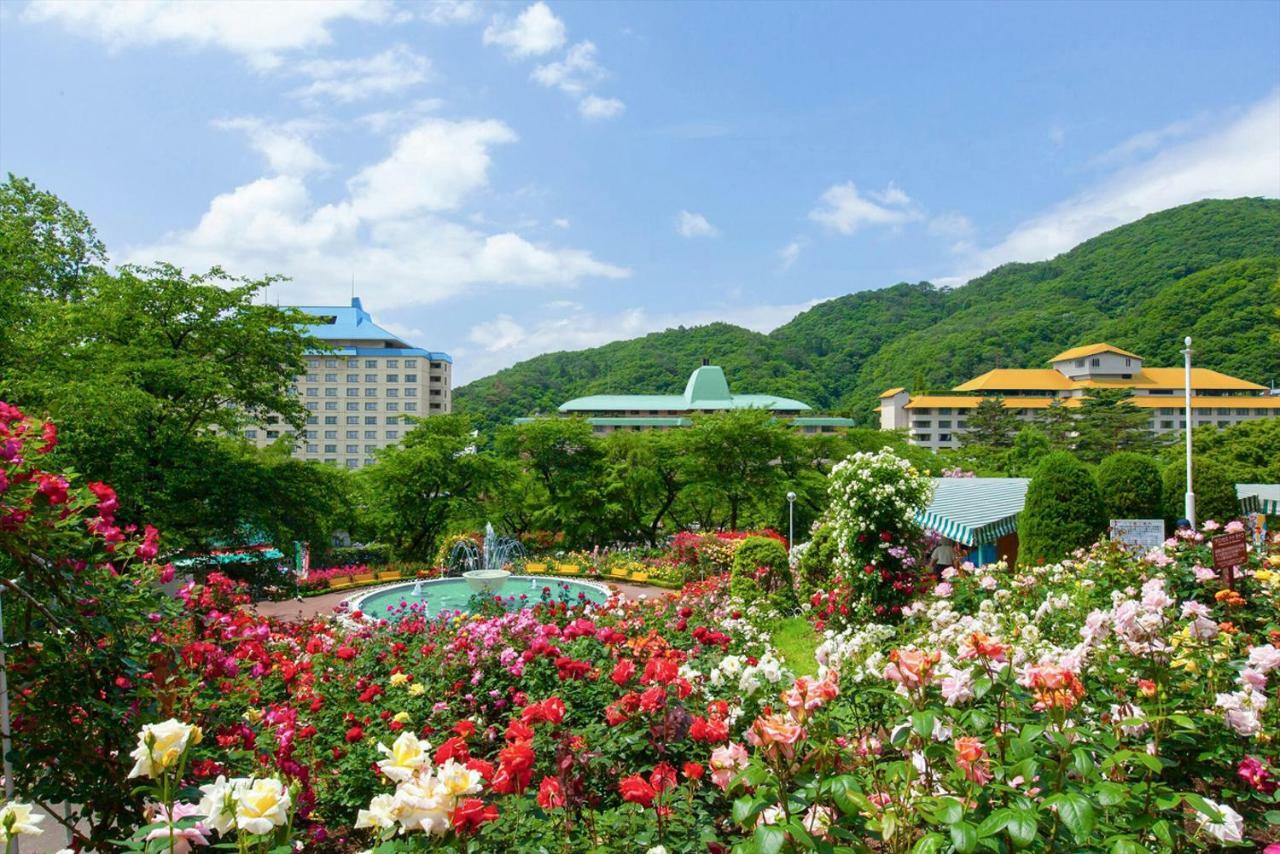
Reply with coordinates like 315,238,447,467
960,397,1021,448
1074,389,1157,462
1037,399,1077,451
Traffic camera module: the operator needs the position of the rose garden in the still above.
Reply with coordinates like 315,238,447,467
3,401,1279,853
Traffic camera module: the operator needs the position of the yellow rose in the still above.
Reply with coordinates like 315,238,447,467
127,719,203,779
234,778,291,836
393,711,412,723
389,672,411,687
408,683,426,696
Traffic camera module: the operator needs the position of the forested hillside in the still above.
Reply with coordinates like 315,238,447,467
456,198,1280,432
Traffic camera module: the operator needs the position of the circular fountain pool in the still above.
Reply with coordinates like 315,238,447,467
349,576,611,621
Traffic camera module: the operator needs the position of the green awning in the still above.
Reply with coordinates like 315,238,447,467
1237,483,1280,515
915,478,1030,546
173,549,284,568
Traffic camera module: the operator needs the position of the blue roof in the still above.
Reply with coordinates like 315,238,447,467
297,298,452,363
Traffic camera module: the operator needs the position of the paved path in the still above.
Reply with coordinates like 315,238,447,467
251,580,669,622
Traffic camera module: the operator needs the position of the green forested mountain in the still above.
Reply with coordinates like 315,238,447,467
456,198,1280,432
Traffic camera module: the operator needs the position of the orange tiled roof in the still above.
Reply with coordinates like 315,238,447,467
1049,343,1141,362
954,369,1074,392
879,387,906,398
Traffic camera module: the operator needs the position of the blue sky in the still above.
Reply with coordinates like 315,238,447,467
2,0,1278,383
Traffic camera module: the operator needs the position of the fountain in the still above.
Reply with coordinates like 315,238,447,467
452,523,526,595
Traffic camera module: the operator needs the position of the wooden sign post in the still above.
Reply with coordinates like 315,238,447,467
1212,530,1248,589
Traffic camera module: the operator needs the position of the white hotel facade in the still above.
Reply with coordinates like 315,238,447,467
245,298,452,469
880,343,1279,452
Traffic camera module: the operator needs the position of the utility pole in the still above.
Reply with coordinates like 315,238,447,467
1183,336,1196,528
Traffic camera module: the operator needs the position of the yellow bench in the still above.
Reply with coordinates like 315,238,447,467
557,564,582,576
629,573,649,584
375,570,400,581
351,573,376,585
525,563,548,574
327,576,354,590
607,568,630,580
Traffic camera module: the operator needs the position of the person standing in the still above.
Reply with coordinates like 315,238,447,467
929,539,956,570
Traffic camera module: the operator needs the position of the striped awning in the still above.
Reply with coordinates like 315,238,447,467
915,478,1031,547
1237,483,1280,516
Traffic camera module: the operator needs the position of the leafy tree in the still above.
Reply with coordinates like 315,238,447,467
1019,452,1107,564
729,535,794,607
961,397,1021,448
1073,389,1158,462
11,263,326,550
1178,417,1280,484
1007,426,1052,475
599,429,685,544
1096,452,1164,519
1161,457,1241,526
495,418,606,545
676,410,799,530
1037,400,1077,451
359,415,498,561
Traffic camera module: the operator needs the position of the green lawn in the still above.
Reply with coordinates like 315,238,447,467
771,616,820,676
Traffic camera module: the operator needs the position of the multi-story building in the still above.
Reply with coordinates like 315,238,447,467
519,363,855,434
245,298,452,469
880,343,1279,451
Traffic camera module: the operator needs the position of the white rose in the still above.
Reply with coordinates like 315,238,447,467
234,777,292,836
198,776,251,836
128,718,203,779
0,801,43,840
376,732,430,783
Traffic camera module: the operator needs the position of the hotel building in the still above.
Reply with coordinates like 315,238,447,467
245,298,452,468
521,364,855,433
880,343,1279,451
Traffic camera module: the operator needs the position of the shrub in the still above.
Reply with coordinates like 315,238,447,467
320,543,391,566
730,535,794,608
1162,457,1241,525
1096,452,1164,519
793,523,838,598
1019,452,1107,564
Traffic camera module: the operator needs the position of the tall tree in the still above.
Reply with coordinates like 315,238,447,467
1037,399,1077,450
359,415,497,561
1073,388,1158,462
599,429,685,545
495,418,606,545
676,410,799,530
960,397,1021,448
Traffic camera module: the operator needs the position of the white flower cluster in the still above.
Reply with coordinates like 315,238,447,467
356,732,484,836
735,648,792,696
815,623,895,679
198,776,292,837
825,448,933,575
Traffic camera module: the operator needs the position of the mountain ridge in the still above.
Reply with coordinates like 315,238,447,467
456,198,1280,432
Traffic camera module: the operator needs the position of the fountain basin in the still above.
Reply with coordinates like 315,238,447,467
463,568,511,595
346,576,610,623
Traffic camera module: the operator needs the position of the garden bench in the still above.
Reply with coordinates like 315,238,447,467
327,577,354,590
374,570,399,581
351,573,376,585
628,572,649,583
525,563,547,574
557,564,581,576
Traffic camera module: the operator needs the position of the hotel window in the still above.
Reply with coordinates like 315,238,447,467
346,460,359,469
916,434,931,442
346,444,359,454
939,433,952,442
939,408,951,415
430,403,442,410
938,420,951,428
386,374,399,383
308,359,319,368
365,402,378,411
1125,357,1132,366
306,444,318,453
365,388,378,397
304,430,316,439
305,374,318,383
1218,421,1231,428
305,388,318,397
305,402,318,411
430,389,442,396
1216,408,1231,416
386,402,399,411
387,416,400,425
364,458,375,466
365,445,377,454
325,388,337,397
430,361,442,369
1160,420,1173,429
345,402,359,411
1235,408,1250,416
347,374,359,383
306,416,318,425
366,416,378,425
386,388,398,397
365,359,378,368
346,430,358,439
404,359,417,367
1091,358,1100,367
386,359,399,368
405,403,417,412
365,430,377,439
911,420,931,429
386,430,398,439
244,429,258,439
346,388,359,397
324,373,337,382
325,359,337,368
324,416,337,425
324,430,337,439
431,375,443,383
1075,359,1085,367
1257,409,1270,416
325,444,337,453
347,416,359,424
404,388,417,397
365,374,378,383
325,402,339,410
404,374,417,383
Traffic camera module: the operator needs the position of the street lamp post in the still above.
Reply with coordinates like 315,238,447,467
1183,336,1196,528
786,491,797,557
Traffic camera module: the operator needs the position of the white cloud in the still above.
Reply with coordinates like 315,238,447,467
552,218,571,229
347,118,517,219
483,2,565,58
948,91,1280,283
778,238,805,271
214,117,329,176
455,298,826,383
125,117,629,311
1089,114,1206,168
675,210,719,238
421,0,479,25
809,181,921,234
927,212,974,239
532,40,604,95
292,45,430,102
357,98,446,134
578,94,625,119
24,0,393,69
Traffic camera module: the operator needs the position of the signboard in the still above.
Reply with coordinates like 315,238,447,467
1110,519,1166,552
1212,530,1249,588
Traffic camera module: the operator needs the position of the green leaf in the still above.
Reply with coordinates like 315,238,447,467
912,710,937,739
950,821,978,854
911,833,947,854
753,825,787,854
1006,809,1038,849
934,797,965,825
1093,782,1126,807
1072,747,1095,777
733,796,766,827
1108,837,1146,854
1053,792,1096,841
976,808,1013,838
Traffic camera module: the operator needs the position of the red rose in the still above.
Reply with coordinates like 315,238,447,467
505,720,535,742
638,685,666,714
344,726,363,743
537,776,565,810
452,798,498,833
619,774,656,807
454,720,476,738
682,761,705,781
466,758,495,781
650,762,677,793
435,736,470,764
610,658,636,686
